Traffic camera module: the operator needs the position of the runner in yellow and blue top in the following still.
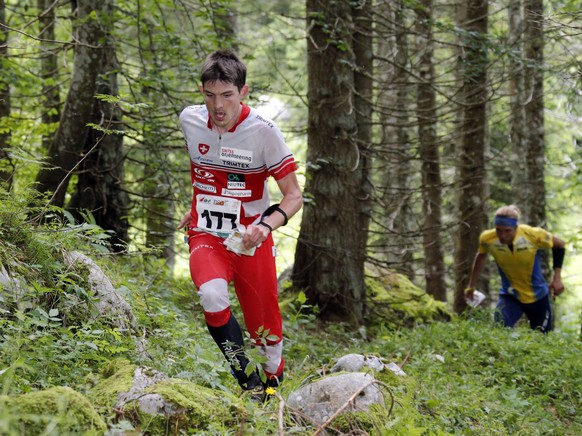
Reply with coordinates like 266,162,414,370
465,205,565,333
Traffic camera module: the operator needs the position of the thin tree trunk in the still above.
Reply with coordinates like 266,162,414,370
376,0,415,280
508,0,527,209
0,0,12,187
38,0,61,152
453,0,489,313
144,174,176,266
523,0,545,227
523,0,548,277
293,0,370,325
352,0,374,267
415,0,446,301
34,0,108,207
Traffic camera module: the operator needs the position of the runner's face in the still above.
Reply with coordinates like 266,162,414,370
200,80,248,133
496,225,517,244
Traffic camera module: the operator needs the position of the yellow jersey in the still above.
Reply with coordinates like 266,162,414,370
478,224,553,304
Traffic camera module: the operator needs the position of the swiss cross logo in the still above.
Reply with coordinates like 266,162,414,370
198,143,210,155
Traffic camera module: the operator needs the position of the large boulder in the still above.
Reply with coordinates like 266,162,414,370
287,372,383,425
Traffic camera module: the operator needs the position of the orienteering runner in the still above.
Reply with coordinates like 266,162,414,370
465,205,565,333
178,49,302,402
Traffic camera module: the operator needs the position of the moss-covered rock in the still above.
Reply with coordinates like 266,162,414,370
365,266,452,331
0,386,106,435
279,265,452,331
89,358,135,415
89,358,248,434
134,378,248,434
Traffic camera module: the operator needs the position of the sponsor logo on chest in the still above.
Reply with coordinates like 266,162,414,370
227,173,246,189
220,146,253,164
222,188,252,197
194,168,215,182
194,181,216,193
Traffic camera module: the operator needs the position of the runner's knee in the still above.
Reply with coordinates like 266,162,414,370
198,278,230,325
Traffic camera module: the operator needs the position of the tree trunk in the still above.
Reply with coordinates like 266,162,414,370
144,170,176,268
453,0,489,313
0,0,12,187
375,0,415,280
415,0,446,301
34,0,108,207
523,0,545,227
38,0,61,152
67,14,130,252
352,0,374,259
293,0,371,325
508,0,527,209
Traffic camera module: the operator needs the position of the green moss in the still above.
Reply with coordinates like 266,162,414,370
365,267,452,331
131,378,248,434
0,386,106,435
88,359,248,434
89,358,135,414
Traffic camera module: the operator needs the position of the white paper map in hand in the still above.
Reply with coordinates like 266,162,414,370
466,290,486,307
223,230,256,256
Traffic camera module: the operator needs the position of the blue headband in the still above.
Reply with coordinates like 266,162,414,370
494,216,518,227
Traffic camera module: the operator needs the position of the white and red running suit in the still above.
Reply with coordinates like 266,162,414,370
179,103,297,378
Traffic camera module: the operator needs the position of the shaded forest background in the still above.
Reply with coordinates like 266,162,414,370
1,0,582,330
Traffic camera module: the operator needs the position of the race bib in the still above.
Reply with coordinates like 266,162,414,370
195,194,241,233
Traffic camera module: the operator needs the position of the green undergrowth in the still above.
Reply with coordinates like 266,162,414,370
1,190,581,434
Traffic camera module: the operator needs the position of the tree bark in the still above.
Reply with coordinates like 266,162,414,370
523,0,545,227
375,0,415,280
34,0,109,207
67,15,130,252
293,0,371,325
38,0,61,152
453,0,489,313
0,0,12,187
415,0,446,301
508,0,527,209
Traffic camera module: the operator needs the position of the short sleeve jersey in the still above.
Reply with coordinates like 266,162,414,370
478,224,553,304
179,103,297,236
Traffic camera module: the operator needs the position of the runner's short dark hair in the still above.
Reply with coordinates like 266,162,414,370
200,49,246,91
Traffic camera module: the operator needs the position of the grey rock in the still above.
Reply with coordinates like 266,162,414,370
330,353,385,373
287,372,383,425
63,251,135,331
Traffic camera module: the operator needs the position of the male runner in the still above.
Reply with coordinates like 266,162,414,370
178,49,302,401
465,205,565,333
